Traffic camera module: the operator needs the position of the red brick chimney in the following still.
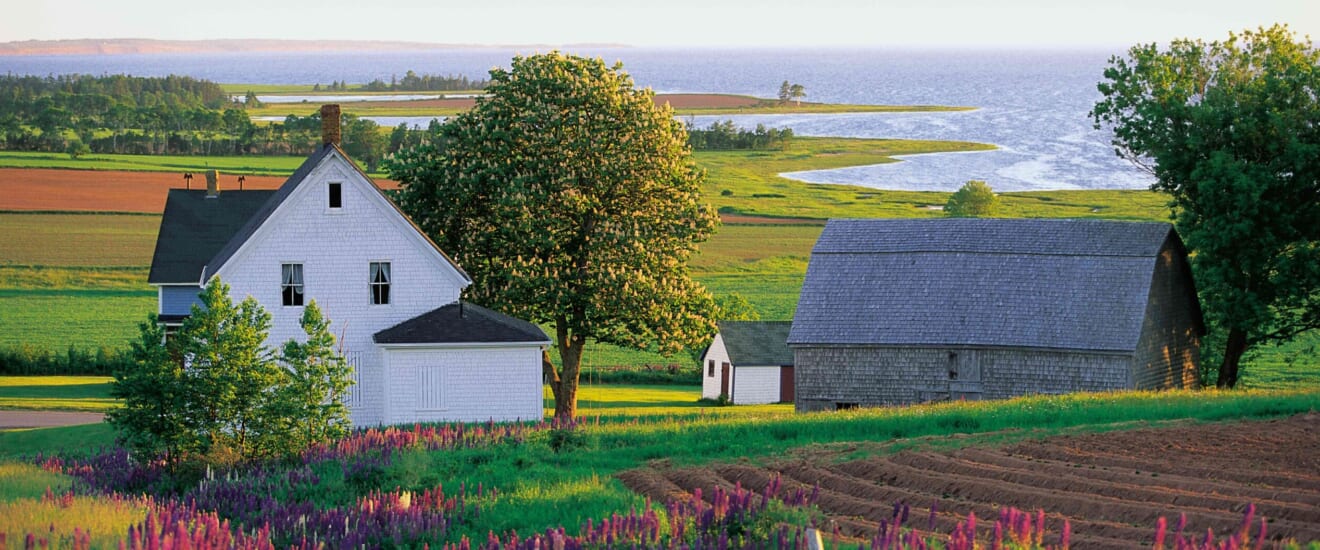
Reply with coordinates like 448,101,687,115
205,169,220,198
321,104,341,147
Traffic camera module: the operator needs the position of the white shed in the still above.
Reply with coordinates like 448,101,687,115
700,321,794,405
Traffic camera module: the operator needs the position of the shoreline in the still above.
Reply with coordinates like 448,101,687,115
239,91,974,118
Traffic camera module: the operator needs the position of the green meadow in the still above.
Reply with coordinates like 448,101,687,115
0,135,1313,388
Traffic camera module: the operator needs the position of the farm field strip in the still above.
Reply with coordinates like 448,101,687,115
620,414,1320,549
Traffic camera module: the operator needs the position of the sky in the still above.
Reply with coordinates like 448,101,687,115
4,0,1316,48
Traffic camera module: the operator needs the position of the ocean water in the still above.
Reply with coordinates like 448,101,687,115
1,48,1151,192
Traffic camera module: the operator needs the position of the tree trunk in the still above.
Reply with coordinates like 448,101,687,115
1216,327,1248,388
545,324,584,419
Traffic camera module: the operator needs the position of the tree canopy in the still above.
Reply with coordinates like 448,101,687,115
944,180,999,217
109,279,352,466
388,52,719,418
1091,24,1320,388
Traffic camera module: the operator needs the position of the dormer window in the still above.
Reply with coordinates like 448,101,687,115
329,183,343,209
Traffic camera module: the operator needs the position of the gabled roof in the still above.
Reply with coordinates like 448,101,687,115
788,218,1185,352
201,144,469,283
147,189,275,284
373,302,551,345
148,143,470,285
717,321,794,366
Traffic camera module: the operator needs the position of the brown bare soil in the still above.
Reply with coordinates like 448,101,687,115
619,414,1320,549
0,168,398,213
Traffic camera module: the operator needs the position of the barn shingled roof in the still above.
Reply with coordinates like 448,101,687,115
787,218,1182,353
718,321,794,366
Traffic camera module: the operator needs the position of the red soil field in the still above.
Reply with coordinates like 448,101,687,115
0,168,398,213
619,414,1320,549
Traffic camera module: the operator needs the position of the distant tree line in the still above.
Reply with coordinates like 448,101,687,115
0,73,436,166
316,70,489,93
686,119,794,150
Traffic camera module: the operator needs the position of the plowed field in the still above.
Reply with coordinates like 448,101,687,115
619,414,1320,549
0,168,398,213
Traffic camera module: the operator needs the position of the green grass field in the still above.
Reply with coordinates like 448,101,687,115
0,139,1311,388
0,376,116,412
0,213,159,267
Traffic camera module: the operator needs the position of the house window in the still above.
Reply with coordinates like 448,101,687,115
708,359,715,377
281,263,304,306
329,183,342,209
370,261,391,305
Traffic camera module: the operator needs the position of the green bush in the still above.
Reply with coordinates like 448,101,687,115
0,344,129,375
580,364,699,385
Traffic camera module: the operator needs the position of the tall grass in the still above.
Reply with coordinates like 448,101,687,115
0,463,70,501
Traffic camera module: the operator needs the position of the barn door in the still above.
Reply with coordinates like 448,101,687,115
779,366,795,403
720,362,731,397
950,350,983,399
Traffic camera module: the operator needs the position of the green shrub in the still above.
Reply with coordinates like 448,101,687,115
0,345,129,375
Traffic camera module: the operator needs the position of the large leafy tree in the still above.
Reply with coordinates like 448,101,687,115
388,52,719,418
1091,25,1320,388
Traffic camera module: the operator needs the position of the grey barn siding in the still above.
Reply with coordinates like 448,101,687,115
793,346,1131,412
1131,235,1202,390
789,219,1204,412
159,285,204,316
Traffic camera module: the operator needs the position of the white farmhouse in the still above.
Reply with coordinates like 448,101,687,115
147,105,549,426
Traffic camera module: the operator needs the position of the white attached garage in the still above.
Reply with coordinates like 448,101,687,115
373,302,551,423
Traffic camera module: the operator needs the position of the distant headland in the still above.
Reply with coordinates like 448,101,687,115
0,39,630,56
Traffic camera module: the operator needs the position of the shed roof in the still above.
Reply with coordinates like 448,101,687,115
373,302,551,345
717,321,794,366
788,218,1179,352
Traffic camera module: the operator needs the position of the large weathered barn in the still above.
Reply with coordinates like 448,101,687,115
788,218,1203,412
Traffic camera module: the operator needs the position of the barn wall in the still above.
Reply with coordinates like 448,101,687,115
1132,238,1201,390
732,366,782,405
700,334,729,400
792,346,1132,412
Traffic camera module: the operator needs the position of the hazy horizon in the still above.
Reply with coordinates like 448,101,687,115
5,0,1314,49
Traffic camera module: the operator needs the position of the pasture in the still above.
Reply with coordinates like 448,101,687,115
0,138,1313,387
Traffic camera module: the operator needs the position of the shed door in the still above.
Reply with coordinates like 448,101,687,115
720,362,731,397
779,366,795,403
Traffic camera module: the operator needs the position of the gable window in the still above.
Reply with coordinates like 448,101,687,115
281,263,304,306
370,262,391,305
328,183,343,209
708,359,715,377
